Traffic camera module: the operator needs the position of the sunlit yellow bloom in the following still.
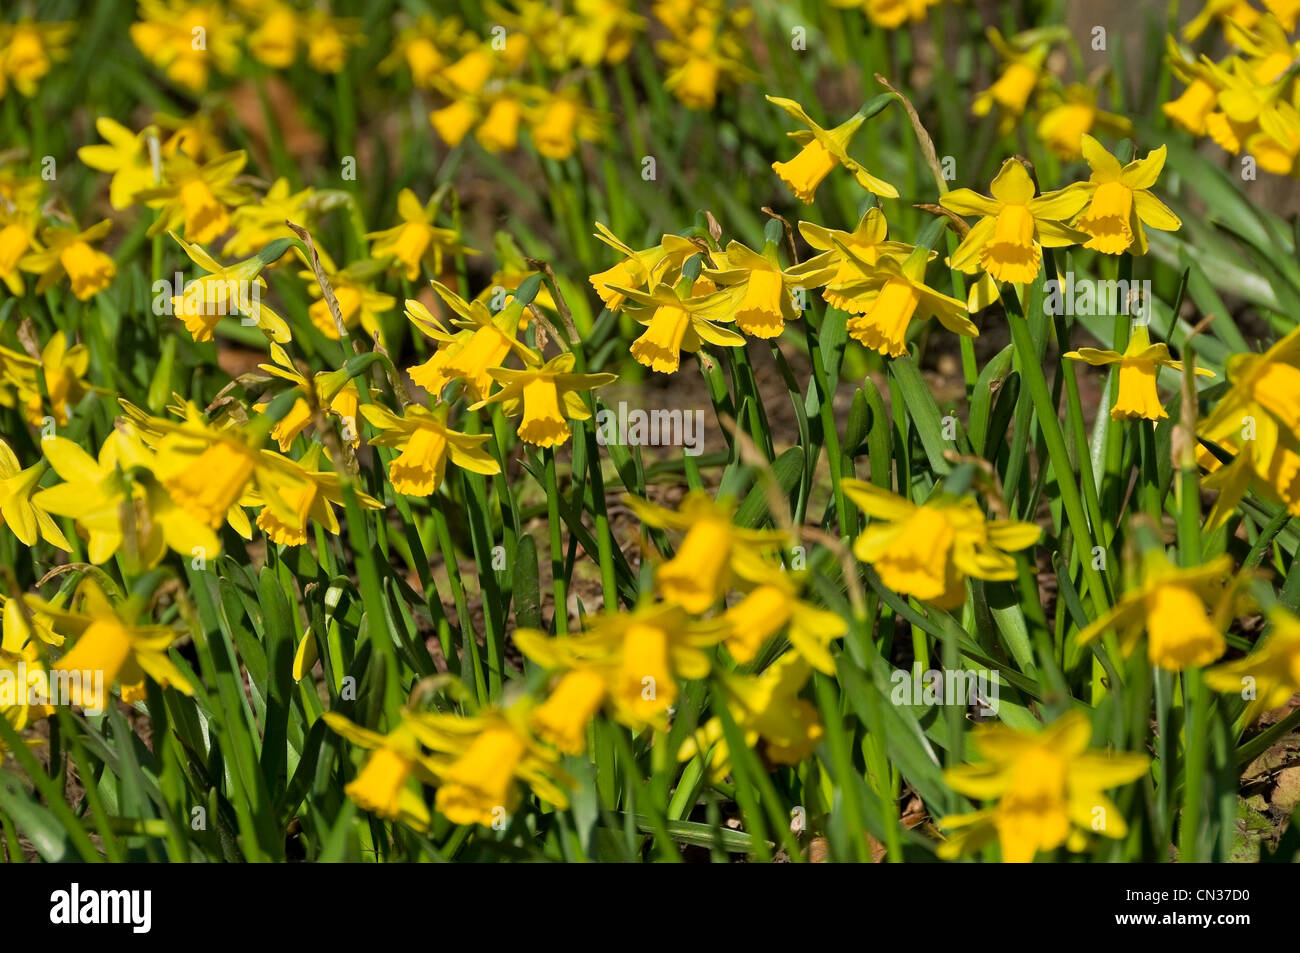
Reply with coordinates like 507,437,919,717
1206,608,1300,724
19,219,117,301
405,280,537,402
1197,325,1300,528
704,240,831,338
34,431,218,568
515,603,727,729
430,98,479,148
251,445,381,545
616,281,744,374
528,668,608,754
474,232,558,318
679,653,823,780
942,158,1086,284
476,93,526,153
0,438,70,551
588,223,698,312
721,568,846,674
827,0,940,28
222,178,316,259
361,402,501,496
1066,324,1213,421
382,14,463,88
529,90,601,160
939,711,1149,861
1183,0,1260,40
406,702,572,825
0,19,73,97
470,352,617,448
135,150,248,245
147,410,310,532
0,633,54,731
247,2,300,68
657,5,753,110
626,491,788,614
972,29,1050,133
1035,85,1134,160
790,209,916,312
367,188,476,282
255,343,362,450
166,232,291,343
845,479,1040,610
323,711,443,831
29,579,195,711
1076,552,1243,670
566,0,645,65
0,331,91,427
767,96,898,203
77,118,160,211
130,0,243,93
837,246,975,358
0,213,35,296
1056,136,1181,255
156,109,226,162
298,251,395,344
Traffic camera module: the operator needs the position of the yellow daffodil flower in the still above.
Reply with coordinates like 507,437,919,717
1065,324,1213,421
0,19,73,97
529,89,602,160
588,223,699,312
767,95,898,203
250,445,381,545
246,1,300,68
1035,84,1134,160
323,711,446,830
939,711,1149,862
1197,325,1300,528
515,603,728,729
616,280,744,374
1057,135,1181,255
721,567,846,674
304,11,362,73
470,352,617,448
972,29,1051,133
361,402,501,496
146,410,310,532
77,118,161,211
844,479,1041,610
0,331,92,427
790,208,917,312
1206,608,1300,724
405,280,538,402
28,579,194,710
836,246,976,358
1076,552,1243,670
33,431,219,568
942,158,1085,284
0,437,70,551
19,219,117,301
678,653,823,780
625,491,789,614
255,344,361,451
135,150,249,245
130,0,243,93
367,189,476,282
223,178,316,259
704,240,833,338
167,232,291,344
297,252,395,343
405,702,572,826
